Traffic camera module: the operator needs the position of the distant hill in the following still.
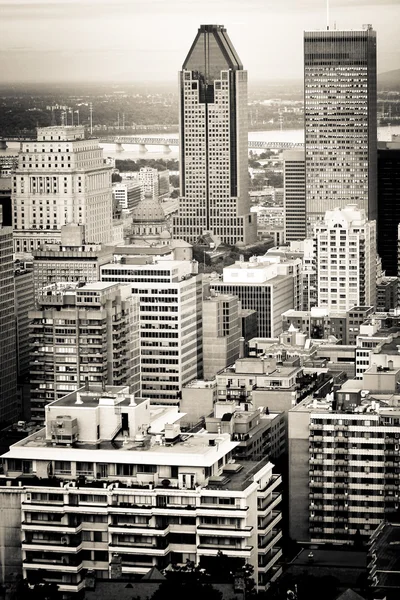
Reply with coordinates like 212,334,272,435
378,69,400,91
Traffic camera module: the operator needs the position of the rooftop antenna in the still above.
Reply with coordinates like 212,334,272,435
89,102,93,135
326,0,330,30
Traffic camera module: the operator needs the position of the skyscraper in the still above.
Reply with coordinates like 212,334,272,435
173,24,257,246
304,26,377,232
315,205,376,311
12,126,113,253
0,221,18,423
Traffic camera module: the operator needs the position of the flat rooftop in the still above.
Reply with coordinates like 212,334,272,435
290,548,366,569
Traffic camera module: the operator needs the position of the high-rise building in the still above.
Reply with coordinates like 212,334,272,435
289,371,400,545
283,150,306,242
0,221,18,423
29,282,140,423
0,384,283,591
315,205,376,311
377,138,400,276
32,223,113,295
12,126,113,253
210,256,302,338
202,293,241,379
101,259,203,404
304,26,377,232
173,24,257,246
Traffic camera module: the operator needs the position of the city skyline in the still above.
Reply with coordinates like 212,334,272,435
1,0,399,84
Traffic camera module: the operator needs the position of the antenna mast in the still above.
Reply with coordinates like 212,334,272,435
326,0,330,30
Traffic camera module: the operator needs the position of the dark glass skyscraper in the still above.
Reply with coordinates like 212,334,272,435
304,26,377,232
173,24,257,246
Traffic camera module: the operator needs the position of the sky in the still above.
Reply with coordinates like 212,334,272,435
1,0,399,84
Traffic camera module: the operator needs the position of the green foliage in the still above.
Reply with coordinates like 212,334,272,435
150,580,222,600
115,158,179,172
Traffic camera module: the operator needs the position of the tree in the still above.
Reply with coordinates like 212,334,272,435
112,173,122,183
150,581,222,600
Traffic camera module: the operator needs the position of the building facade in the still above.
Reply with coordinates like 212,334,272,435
29,282,140,423
315,205,376,311
289,376,400,545
304,26,377,232
173,24,257,246
210,256,302,338
377,139,400,276
12,126,113,253
0,384,283,591
32,224,113,295
112,181,141,214
0,223,18,423
202,293,241,380
283,150,306,242
101,259,203,404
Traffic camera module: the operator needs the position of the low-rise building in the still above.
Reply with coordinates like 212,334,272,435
0,384,283,592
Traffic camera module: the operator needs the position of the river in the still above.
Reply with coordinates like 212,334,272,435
2,125,399,161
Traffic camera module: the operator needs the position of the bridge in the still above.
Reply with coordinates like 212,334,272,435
98,136,303,152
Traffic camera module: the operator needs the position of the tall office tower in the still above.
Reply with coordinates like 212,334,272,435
173,24,257,246
210,256,302,338
32,224,113,295
315,205,376,311
29,282,140,423
0,221,18,423
12,126,113,253
202,292,241,379
0,384,282,591
289,373,400,545
377,138,400,276
101,259,203,404
304,26,377,232
283,150,306,241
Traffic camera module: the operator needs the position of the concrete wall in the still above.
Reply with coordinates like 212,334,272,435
288,408,310,542
0,489,22,583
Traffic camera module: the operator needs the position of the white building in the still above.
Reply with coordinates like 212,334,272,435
13,126,113,253
315,205,376,312
0,384,283,591
101,259,203,404
210,255,302,338
112,181,141,214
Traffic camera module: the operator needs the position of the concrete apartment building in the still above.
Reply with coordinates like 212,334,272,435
29,282,140,423
202,293,241,380
0,384,283,592
32,224,113,295
173,24,257,246
14,264,35,419
377,138,400,276
101,258,203,404
12,126,113,253
210,256,302,338
304,26,377,232
289,366,400,545
315,205,377,312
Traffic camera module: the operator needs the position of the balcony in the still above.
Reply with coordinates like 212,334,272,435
258,493,281,516
258,548,282,573
109,543,169,556
258,530,282,555
258,512,282,535
197,544,253,559
197,525,253,538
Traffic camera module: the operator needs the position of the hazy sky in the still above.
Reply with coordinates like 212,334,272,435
1,0,399,84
